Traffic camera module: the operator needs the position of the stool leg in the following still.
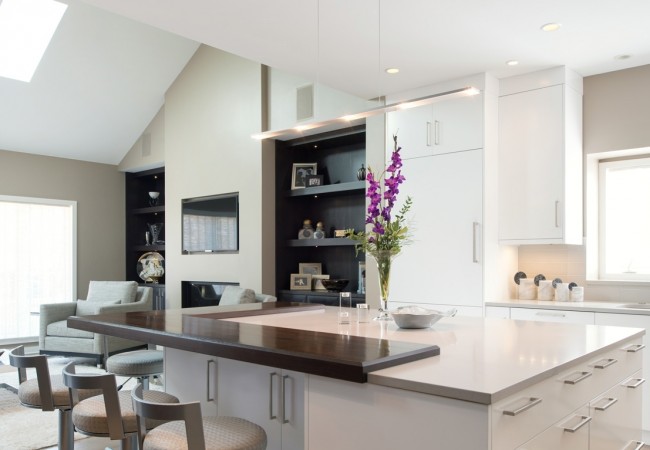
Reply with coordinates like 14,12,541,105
59,408,74,450
119,433,138,450
140,376,150,390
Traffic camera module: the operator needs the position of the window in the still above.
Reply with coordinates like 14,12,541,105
598,157,650,280
0,196,76,343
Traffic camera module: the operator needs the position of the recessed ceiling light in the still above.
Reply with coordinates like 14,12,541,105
506,60,519,66
385,68,400,74
615,54,631,60
541,23,561,32
0,0,67,82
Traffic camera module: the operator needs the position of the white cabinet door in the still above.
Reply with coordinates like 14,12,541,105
498,83,582,245
386,94,483,160
390,149,483,308
517,406,590,450
163,347,217,416
595,312,650,431
485,306,510,319
510,307,595,325
590,371,644,450
217,358,305,450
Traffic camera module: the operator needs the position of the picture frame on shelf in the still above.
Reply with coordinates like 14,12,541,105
358,261,366,294
305,174,324,187
290,273,312,290
291,163,317,189
312,274,330,291
299,262,322,275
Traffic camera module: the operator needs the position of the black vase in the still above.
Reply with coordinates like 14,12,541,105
357,164,366,181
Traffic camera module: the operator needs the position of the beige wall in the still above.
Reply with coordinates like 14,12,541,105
517,65,650,302
0,149,125,298
163,45,270,308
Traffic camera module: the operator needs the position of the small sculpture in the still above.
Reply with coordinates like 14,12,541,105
148,191,160,206
298,219,314,239
314,221,325,239
357,164,366,181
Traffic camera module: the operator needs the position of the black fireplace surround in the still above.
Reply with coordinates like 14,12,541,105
181,281,239,308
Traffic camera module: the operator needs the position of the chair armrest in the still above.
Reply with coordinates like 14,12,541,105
255,293,277,303
100,297,152,314
40,302,78,344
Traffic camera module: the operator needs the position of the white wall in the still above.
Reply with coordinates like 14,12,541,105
163,45,270,308
118,106,165,172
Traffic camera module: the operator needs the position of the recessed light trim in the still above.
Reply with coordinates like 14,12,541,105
506,60,519,66
541,22,561,32
385,68,400,74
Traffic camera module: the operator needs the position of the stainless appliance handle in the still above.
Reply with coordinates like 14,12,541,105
206,359,216,402
269,372,278,420
426,121,432,147
472,222,479,263
434,120,440,145
282,374,290,424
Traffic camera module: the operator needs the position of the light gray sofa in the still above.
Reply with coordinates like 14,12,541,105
39,281,153,366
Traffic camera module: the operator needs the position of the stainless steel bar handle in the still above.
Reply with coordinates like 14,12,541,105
625,344,646,353
563,415,592,433
564,371,592,385
555,200,560,228
503,397,542,416
472,222,479,263
282,374,290,424
426,121,432,146
594,397,618,411
594,358,618,369
623,378,646,389
624,441,646,450
206,359,216,402
269,372,278,420
535,311,566,318
434,120,440,145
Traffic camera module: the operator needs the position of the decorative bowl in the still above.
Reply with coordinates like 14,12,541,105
320,279,349,292
390,306,457,329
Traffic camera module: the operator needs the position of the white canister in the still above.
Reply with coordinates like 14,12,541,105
555,283,571,302
537,280,554,301
518,279,536,300
571,286,584,302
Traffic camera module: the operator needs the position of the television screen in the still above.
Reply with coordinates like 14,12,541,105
182,193,239,253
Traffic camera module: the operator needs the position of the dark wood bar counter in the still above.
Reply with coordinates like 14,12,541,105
68,302,440,383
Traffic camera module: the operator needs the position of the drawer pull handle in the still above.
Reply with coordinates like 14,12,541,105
623,378,646,389
563,415,591,433
625,441,646,450
564,371,592,385
206,359,216,402
503,397,542,416
535,311,566,318
269,372,278,420
625,344,645,353
282,374,290,424
426,121,432,146
594,358,618,369
594,397,618,411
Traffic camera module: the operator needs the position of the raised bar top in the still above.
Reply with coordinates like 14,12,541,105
68,302,440,383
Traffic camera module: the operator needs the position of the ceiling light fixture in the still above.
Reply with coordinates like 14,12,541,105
0,0,67,82
252,86,480,140
540,23,561,32
385,68,399,74
506,60,519,66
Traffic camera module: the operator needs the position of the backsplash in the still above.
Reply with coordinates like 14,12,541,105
517,244,650,303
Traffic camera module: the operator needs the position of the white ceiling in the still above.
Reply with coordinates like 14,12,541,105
2,0,650,164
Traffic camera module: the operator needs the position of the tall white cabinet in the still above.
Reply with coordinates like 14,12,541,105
498,67,583,245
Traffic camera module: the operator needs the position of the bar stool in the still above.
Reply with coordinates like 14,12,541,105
106,349,164,390
8,346,101,450
131,384,267,450
62,361,179,450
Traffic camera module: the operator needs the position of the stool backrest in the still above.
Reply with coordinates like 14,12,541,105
8,346,55,411
62,361,126,441
131,383,206,450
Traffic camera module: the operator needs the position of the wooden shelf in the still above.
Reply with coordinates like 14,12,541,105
284,180,365,198
286,238,357,247
130,205,165,215
132,245,165,252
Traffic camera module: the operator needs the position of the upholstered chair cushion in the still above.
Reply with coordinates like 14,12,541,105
46,320,94,338
18,374,101,408
87,281,138,304
106,350,163,377
72,390,178,435
219,286,256,306
76,299,121,316
142,416,267,450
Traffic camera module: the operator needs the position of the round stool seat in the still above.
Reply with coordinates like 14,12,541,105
142,416,267,450
106,350,163,377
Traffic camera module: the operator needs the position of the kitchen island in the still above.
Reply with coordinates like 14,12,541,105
69,302,646,450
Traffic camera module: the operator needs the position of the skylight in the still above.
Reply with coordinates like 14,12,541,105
0,0,67,82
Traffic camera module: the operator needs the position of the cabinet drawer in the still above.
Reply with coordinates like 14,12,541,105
516,406,589,450
491,338,642,450
510,308,594,325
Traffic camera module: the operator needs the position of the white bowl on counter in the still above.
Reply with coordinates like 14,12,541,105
391,306,458,329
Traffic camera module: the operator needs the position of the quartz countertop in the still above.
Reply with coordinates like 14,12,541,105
486,298,650,315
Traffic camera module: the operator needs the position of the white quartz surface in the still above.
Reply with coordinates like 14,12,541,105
487,298,650,314
226,306,643,404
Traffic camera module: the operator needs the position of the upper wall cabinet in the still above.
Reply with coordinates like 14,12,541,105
386,94,483,159
498,67,583,245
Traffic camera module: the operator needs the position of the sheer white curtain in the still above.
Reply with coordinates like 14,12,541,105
0,196,76,343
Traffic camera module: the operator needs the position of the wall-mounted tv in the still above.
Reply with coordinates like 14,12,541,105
182,192,239,254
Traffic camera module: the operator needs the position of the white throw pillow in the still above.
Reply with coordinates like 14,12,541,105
219,286,256,306
76,299,121,316
87,281,138,304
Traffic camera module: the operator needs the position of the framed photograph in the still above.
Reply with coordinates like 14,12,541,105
290,273,312,290
312,274,330,291
299,262,322,275
291,163,317,189
305,174,324,187
357,261,366,294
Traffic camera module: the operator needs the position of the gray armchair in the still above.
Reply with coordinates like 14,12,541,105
39,281,153,366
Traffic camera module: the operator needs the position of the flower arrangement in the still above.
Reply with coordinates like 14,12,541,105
347,135,412,319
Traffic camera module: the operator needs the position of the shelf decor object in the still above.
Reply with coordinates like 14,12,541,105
347,135,413,320
137,251,165,283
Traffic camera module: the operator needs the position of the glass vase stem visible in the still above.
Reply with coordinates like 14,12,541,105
373,250,395,321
